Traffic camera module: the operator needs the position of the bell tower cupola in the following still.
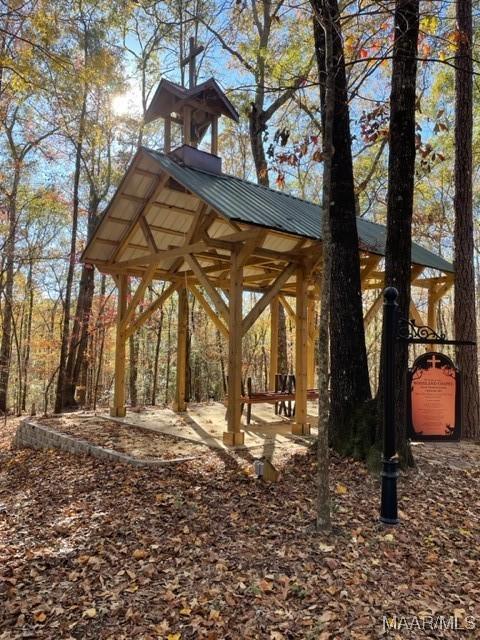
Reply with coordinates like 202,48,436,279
144,38,239,173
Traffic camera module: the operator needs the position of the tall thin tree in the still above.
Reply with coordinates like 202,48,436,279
312,0,371,457
453,0,479,439
382,0,419,463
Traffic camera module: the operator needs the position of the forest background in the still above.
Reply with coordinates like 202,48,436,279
0,0,476,417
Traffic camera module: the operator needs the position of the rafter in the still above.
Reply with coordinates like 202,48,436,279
110,172,170,263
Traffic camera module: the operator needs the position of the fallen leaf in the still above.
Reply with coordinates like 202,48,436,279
33,611,47,623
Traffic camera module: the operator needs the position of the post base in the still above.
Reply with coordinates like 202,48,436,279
380,457,399,524
222,431,245,447
292,423,311,435
172,402,187,413
110,406,126,418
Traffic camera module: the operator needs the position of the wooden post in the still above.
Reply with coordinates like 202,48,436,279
293,266,310,434
223,247,245,446
174,287,188,411
183,107,192,146
164,115,171,153
307,295,316,389
111,274,128,417
211,115,219,156
269,297,279,391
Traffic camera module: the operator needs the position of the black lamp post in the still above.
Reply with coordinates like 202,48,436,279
380,287,399,525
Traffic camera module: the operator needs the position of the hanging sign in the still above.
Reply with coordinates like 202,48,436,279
408,352,461,441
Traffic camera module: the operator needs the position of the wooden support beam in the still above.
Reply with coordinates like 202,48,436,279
307,296,316,389
168,205,213,275
269,297,279,391
122,264,157,328
164,115,171,153
183,106,192,145
431,277,454,304
110,274,128,417
224,248,244,446
211,115,218,155
293,266,310,435
112,240,209,271
242,263,296,335
139,215,158,253
125,282,179,339
237,231,267,266
174,287,188,411
278,293,295,323
409,301,424,326
364,292,383,329
189,284,229,338
361,255,382,285
186,254,230,324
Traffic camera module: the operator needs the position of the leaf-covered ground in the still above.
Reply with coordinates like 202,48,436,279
1,418,480,639
38,415,206,461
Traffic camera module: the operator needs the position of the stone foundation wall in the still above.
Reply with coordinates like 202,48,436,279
14,420,194,468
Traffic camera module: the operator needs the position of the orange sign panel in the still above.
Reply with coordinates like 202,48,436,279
408,352,460,441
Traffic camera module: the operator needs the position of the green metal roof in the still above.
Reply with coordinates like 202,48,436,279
145,148,454,274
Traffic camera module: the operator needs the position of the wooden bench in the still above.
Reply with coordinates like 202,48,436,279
225,374,319,425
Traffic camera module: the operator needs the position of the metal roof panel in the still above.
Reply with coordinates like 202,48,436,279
142,148,453,274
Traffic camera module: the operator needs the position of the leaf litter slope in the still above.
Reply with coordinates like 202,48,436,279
0,419,479,639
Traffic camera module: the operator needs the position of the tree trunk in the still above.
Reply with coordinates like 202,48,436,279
312,0,371,457
21,258,34,412
63,190,99,408
54,91,87,414
129,332,139,407
0,171,19,414
454,0,479,439
381,0,420,464
314,0,334,532
151,310,164,405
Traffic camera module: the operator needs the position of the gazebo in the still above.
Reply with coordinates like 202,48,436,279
82,61,454,446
